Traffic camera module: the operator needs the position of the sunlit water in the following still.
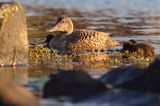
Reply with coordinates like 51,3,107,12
1,0,160,105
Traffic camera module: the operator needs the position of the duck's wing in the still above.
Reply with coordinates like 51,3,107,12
66,29,118,52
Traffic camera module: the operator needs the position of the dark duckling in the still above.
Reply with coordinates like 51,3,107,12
122,39,155,57
43,34,54,48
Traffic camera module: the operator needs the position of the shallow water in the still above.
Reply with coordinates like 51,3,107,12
1,0,160,105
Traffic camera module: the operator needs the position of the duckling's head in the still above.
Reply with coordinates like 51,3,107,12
43,34,54,48
129,39,137,44
47,17,74,35
121,41,136,52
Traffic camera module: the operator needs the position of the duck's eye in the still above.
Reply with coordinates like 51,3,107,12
62,20,65,23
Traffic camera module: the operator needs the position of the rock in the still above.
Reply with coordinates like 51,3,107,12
147,57,160,74
122,39,155,57
99,66,145,87
80,89,160,106
43,70,107,99
0,77,38,106
117,58,160,92
0,2,28,66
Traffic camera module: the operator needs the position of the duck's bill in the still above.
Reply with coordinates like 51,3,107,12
47,27,56,33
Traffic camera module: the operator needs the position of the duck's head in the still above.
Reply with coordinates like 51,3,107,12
47,17,74,35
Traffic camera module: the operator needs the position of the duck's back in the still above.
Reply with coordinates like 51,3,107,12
65,29,118,52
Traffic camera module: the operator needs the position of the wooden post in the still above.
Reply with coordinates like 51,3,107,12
0,2,28,66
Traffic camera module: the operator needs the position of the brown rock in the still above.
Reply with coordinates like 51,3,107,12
43,70,107,99
0,76,38,106
0,2,28,66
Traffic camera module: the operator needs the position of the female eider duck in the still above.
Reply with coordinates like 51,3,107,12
46,17,119,52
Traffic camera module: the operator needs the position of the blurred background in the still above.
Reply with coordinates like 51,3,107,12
3,0,160,13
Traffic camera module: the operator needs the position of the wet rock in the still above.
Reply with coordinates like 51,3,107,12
80,89,160,106
99,66,145,87
0,77,38,106
147,57,160,74
122,39,155,57
117,58,160,92
0,2,28,66
43,70,107,99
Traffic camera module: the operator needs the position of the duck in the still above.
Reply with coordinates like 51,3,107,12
122,39,155,57
46,17,119,52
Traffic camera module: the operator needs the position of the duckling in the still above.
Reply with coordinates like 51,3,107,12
47,17,119,52
44,34,66,51
122,39,155,57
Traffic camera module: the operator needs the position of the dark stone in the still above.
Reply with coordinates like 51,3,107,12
147,58,160,74
99,66,145,87
117,58,160,92
43,70,107,99
81,89,160,106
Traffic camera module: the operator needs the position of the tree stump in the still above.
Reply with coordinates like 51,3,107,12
0,2,28,66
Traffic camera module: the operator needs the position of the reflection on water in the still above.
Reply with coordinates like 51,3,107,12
0,66,29,85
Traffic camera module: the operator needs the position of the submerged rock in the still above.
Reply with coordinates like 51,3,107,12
0,2,28,66
46,17,119,52
122,39,155,57
43,70,107,99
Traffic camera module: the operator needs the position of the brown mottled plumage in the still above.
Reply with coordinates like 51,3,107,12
122,39,155,57
46,17,119,52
